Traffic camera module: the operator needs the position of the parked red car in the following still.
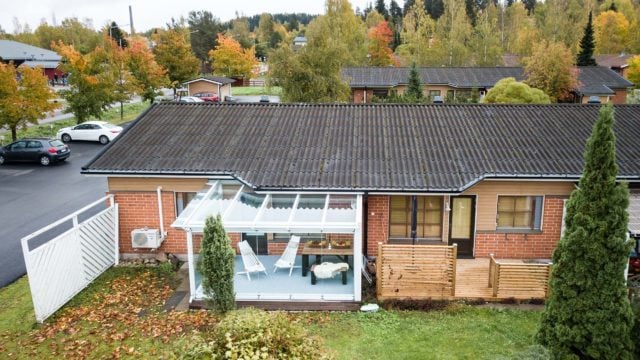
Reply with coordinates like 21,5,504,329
193,92,220,102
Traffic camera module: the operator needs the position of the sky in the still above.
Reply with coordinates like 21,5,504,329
2,0,402,34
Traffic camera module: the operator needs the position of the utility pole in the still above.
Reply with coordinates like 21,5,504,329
129,5,135,35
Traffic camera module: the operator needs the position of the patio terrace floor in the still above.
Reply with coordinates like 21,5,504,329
195,255,355,301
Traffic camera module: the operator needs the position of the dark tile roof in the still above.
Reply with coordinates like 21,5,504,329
342,66,634,94
343,67,524,88
575,66,634,94
82,103,640,192
184,76,235,85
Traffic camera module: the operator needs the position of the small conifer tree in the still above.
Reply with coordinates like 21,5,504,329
576,11,597,66
197,214,236,312
537,105,633,358
406,63,424,101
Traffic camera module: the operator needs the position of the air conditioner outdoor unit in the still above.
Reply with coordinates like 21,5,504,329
131,228,163,249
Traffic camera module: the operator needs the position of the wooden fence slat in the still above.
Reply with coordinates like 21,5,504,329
377,244,456,300
488,257,551,300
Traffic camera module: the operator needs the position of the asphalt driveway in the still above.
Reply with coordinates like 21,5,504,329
0,141,107,288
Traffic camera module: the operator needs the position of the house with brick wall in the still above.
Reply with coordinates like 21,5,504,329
82,103,640,307
342,66,634,105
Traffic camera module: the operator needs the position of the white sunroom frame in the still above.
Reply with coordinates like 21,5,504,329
171,180,363,303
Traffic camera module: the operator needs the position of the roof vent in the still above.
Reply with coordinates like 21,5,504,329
433,95,444,104
587,96,601,104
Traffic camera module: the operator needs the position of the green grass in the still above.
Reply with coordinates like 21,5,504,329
310,306,542,360
1,102,150,145
0,267,544,359
232,86,282,96
0,278,36,334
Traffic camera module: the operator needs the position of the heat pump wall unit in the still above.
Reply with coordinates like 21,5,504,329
131,228,163,249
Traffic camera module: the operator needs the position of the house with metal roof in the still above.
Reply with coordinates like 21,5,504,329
82,103,640,307
342,66,634,104
0,39,63,81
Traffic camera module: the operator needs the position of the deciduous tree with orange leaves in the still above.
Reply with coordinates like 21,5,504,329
209,34,257,80
0,63,59,141
127,37,169,103
367,20,397,66
53,41,117,124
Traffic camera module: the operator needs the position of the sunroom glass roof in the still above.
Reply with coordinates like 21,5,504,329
172,180,361,233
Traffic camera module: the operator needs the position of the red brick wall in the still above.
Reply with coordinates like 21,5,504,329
115,191,242,256
365,194,565,259
352,89,374,103
474,196,565,259
611,89,628,104
367,195,389,256
115,191,186,254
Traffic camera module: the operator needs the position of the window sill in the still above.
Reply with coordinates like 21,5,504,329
495,229,543,234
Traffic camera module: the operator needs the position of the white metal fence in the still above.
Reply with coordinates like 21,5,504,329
21,195,119,323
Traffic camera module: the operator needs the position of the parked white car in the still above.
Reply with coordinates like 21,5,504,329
57,121,123,145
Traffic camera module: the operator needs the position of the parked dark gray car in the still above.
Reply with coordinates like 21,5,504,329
0,138,70,166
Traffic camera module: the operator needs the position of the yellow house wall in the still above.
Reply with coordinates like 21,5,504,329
460,180,574,231
108,177,209,192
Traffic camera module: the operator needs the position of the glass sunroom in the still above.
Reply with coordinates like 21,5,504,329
172,180,363,304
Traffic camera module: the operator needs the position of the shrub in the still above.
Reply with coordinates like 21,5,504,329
197,215,236,312
178,308,331,359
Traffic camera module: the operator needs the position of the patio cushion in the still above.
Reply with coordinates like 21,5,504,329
313,262,349,279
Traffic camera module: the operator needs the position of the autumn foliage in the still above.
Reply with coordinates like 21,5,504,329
127,37,169,103
18,269,216,359
594,10,630,54
523,41,578,102
628,55,640,90
368,20,397,66
0,63,60,141
209,34,257,80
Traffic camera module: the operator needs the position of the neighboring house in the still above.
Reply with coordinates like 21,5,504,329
183,76,235,99
82,103,640,306
292,36,307,51
0,39,63,81
595,54,636,78
343,66,634,104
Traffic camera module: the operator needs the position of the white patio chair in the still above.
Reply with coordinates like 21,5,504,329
237,240,268,281
273,235,301,276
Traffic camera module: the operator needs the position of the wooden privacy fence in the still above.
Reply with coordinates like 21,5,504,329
21,195,119,323
488,255,552,299
377,244,457,300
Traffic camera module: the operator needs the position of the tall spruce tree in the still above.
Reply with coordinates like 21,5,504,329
577,11,597,66
197,215,236,312
537,105,633,359
406,64,424,101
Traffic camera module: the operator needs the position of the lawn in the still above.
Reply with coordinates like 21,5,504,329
1,102,150,145
310,307,542,360
232,86,282,96
0,266,543,359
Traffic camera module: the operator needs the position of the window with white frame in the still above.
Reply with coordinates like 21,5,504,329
175,192,197,216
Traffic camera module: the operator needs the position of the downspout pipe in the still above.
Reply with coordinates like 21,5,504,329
411,195,417,245
157,186,166,239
